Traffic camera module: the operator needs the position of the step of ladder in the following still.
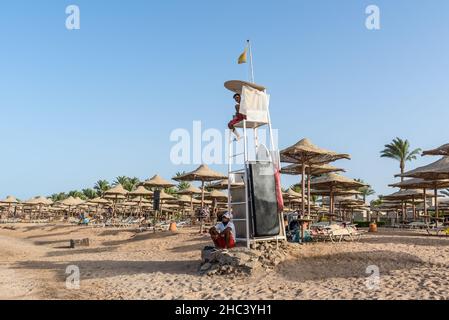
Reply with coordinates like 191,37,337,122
229,169,246,174
230,152,245,158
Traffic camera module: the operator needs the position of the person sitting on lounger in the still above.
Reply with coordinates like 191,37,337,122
227,93,246,140
209,212,236,249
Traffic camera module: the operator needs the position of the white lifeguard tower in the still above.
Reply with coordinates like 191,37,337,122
225,80,286,248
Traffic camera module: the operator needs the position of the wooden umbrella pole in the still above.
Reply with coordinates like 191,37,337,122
200,180,205,234
404,201,407,223
423,187,427,224
329,186,334,223
412,196,416,221
301,160,305,216
434,187,439,228
307,166,311,218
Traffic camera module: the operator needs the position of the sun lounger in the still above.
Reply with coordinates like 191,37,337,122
426,226,449,236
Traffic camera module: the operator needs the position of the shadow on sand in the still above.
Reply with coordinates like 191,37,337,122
102,231,178,246
360,234,449,247
278,250,426,282
12,259,200,281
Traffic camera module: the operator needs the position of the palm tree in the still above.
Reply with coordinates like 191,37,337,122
174,172,190,191
112,176,141,192
380,137,422,181
127,177,140,191
68,190,86,200
50,192,68,202
113,176,129,187
355,179,375,202
82,188,97,199
94,180,110,197
165,187,178,196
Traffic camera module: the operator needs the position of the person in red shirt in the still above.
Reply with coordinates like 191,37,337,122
228,93,246,140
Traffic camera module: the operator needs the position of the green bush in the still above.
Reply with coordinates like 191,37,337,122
354,221,385,228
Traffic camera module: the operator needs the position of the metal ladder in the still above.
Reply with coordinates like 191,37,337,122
227,108,280,248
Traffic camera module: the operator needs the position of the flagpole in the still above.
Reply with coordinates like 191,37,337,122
247,40,255,83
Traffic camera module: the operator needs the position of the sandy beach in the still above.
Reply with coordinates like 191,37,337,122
0,224,447,300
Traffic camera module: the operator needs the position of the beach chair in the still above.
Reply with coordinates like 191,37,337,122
426,226,448,236
329,227,353,243
118,216,134,228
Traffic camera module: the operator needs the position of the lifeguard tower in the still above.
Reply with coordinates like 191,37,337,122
225,80,286,248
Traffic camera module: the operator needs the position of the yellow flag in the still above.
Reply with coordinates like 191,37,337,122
238,48,247,64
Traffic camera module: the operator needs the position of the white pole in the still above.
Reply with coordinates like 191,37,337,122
247,40,255,83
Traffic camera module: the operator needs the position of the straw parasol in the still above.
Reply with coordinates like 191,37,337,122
155,190,176,215
383,189,437,222
173,164,227,232
24,196,53,219
398,157,449,224
142,175,175,189
389,178,449,221
26,196,53,206
310,189,362,197
204,190,228,220
280,138,350,217
288,188,303,198
1,196,19,204
398,157,449,180
206,179,244,190
0,196,19,216
310,173,365,219
129,186,153,197
176,185,203,211
173,165,227,229
59,196,84,217
86,197,111,215
89,197,111,205
104,184,128,216
129,186,153,215
422,143,449,156
281,163,345,176
204,190,228,201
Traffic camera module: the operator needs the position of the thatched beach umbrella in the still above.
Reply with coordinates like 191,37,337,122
204,190,228,221
25,196,53,219
86,197,111,215
173,165,227,202
310,173,365,220
142,175,175,189
104,184,128,216
0,196,19,216
176,185,203,211
157,190,176,217
422,143,449,156
389,178,449,222
142,175,175,220
1,195,19,204
280,138,350,217
383,189,436,222
398,157,449,225
129,186,153,216
58,196,82,217
206,179,244,190
310,189,362,197
173,165,227,232
281,163,345,176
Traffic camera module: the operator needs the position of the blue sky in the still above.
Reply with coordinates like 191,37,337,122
1,0,448,200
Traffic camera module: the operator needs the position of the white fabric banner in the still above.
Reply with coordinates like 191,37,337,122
240,85,270,123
